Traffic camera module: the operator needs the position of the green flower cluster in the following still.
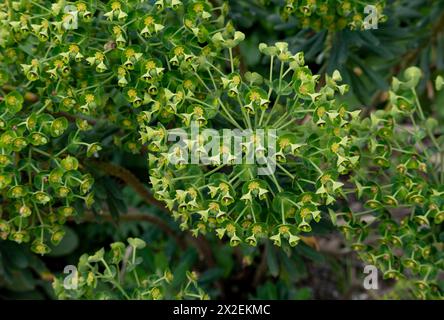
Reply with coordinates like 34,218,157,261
331,68,444,299
0,89,95,254
281,0,386,31
0,0,227,253
0,0,442,298
53,238,208,300
141,40,360,248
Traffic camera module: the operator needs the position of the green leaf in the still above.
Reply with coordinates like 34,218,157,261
266,242,279,277
297,242,325,263
2,242,29,269
128,237,146,249
4,91,24,114
48,227,79,257
88,248,105,262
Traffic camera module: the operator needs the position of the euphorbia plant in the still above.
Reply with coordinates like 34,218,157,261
332,68,444,299
280,0,386,31
141,41,359,249
53,237,208,300
0,0,442,300
0,0,228,251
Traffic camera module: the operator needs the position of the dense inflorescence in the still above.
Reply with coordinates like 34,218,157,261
0,0,442,299
280,0,387,31
332,68,444,299
0,0,228,253
141,41,359,249
53,237,208,299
